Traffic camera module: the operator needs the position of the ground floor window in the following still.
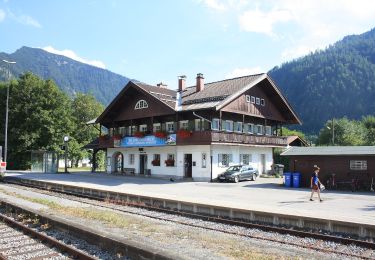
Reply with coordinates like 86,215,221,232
240,154,251,165
218,154,232,167
152,154,160,166
165,154,175,166
350,160,367,170
129,154,135,165
202,153,207,168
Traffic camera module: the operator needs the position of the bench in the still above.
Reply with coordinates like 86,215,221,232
123,168,135,175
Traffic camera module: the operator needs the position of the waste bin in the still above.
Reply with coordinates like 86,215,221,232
283,172,292,187
272,164,284,175
292,172,301,188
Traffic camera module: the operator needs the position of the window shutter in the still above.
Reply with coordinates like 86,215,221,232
173,122,177,132
161,123,166,131
229,154,233,164
203,120,209,130
188,120,195,130
218,154,223,166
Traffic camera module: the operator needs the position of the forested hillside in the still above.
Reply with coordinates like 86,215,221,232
0,47,129,105
270,28,375,134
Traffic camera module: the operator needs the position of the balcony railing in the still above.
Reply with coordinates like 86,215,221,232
97,131,287,148
210,131,287,146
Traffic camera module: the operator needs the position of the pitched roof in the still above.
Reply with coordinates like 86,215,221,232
182,74,265,105
135,81,177,109
286,135,309,147
281,146,375,156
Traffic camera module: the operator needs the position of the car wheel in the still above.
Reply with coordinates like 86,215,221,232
252,174,257,181
234,176,239,183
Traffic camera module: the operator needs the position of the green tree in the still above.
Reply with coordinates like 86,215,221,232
317,117,365,146
5,73,73,169
362,115,375,145
280,127,306,139
69,93,104,167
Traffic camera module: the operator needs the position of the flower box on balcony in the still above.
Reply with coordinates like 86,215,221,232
151,159,160,166
165,159,175,167
177,129,192,138
154,131,168,139
133,131,145,138
112,134,122,140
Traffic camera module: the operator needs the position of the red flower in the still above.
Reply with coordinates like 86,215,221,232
133,131,145,138
165,159,175,166
151,159,160,166
154,131,168,138
177,129,192,138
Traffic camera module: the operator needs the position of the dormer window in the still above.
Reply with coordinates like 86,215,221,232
135,100,148,109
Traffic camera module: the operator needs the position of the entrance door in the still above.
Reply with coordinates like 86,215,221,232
260,154,266,174
184,154,192,178
139,154,148,175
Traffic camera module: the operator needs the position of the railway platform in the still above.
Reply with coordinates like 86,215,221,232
3,171,375,238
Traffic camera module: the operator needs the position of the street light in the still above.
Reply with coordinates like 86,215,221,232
2,59,16,165
326,118,335,145
64,136,69,173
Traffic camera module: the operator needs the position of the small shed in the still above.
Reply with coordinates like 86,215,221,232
286,135,309,147
281,146,375,189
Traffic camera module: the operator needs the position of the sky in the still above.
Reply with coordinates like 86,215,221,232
1,0,375,89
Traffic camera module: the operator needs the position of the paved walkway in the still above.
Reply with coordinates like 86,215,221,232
4,171,375,225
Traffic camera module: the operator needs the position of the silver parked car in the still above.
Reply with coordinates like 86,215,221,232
218,165,258,183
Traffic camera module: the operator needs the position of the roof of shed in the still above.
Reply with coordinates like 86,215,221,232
281,146,375,156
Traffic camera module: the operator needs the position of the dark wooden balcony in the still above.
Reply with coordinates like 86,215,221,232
98,135,121,148
177,131,287,147
210,131,287,146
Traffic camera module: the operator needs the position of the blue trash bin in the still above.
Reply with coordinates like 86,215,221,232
283,172,292,187
292,172,301,188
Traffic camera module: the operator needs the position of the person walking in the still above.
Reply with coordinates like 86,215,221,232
310,165,323,202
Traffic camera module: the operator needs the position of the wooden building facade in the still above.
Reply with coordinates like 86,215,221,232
281,146,375,190
90,73,301,181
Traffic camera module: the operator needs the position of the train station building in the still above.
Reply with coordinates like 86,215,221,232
89,73,300,181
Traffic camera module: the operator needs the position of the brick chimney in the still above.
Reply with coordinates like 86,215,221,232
196,73,204,92
157,82,168,89
178,75,186,92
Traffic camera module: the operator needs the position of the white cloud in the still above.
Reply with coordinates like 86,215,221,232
225,66,264,79
42,46,106,69
7,9,41,28
203,0,226,11
0,9,5,22
239,8,292,36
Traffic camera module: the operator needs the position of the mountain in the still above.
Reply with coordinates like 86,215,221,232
0,46,129,105
269,28,375,134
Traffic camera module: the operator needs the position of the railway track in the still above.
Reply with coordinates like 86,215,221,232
3,181,375,259
0,211,97,260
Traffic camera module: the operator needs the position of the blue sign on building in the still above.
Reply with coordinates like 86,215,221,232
121,134,176,147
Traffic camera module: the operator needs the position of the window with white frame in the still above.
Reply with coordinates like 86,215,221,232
251,96,255,104
235,122,243,132
265,126,272,135
240,154,252,165
211,118,220,130
195,119,202,131
256,97,260,105
134,100,148,109
202,153,207,168
119,127,126,136
180,120,189,130
153,123,161,132
129,154,135,165
225,120,233,132
246,95,251,103
261,99,265,106
131,126,137,134
218,154,233,167
139,124,147,132
350,160,367,170
255,125,264,135
166,122,175,133
248,123,254,134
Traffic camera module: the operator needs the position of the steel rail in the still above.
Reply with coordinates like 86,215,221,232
0,212,97,260
3,180,375,259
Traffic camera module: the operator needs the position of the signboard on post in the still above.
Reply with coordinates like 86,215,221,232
0,161,6,174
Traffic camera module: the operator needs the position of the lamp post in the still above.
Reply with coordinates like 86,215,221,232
64,136,69,173
327,118,335,145
2,59,16,164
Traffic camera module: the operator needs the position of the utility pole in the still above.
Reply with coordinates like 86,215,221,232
2,60,16,164
332,118,335,146
64,136,69,173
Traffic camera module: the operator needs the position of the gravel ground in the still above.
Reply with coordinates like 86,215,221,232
0,183,373,260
